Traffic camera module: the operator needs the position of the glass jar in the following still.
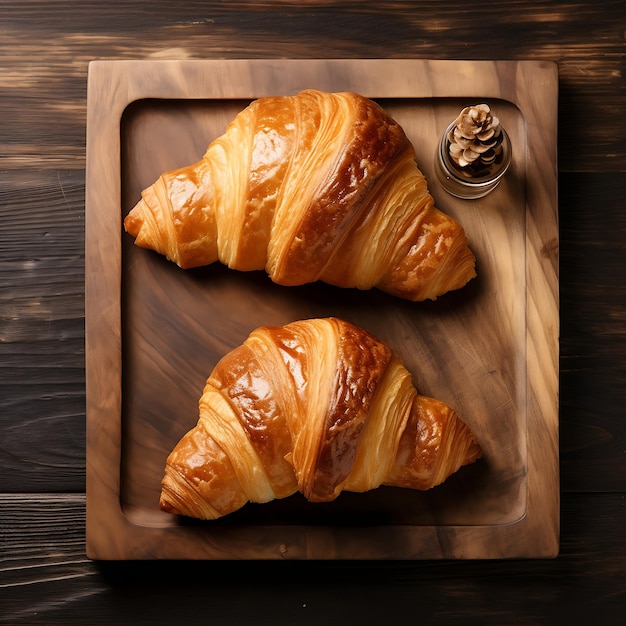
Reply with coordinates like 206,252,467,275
434,121,511,199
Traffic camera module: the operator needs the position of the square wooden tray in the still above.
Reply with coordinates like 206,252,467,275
85,59,559,559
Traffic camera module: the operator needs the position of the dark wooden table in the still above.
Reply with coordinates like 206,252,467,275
1,1,624,623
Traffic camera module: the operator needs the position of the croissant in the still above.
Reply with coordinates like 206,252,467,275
125,90,476,301
160,317,481,520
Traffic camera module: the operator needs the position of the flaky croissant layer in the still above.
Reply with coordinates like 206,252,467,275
125,90,476,301
160,318,482,520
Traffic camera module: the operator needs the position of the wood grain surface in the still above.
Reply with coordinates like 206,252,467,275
2,493,625,624
1,0,625,621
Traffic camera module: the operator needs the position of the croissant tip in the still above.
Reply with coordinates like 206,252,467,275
123,205,143,237
159,497,175,514
159,484,180,515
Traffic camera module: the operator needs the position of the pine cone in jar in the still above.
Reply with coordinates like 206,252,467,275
447,104,504,177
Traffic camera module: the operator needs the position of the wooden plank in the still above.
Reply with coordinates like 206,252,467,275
1,493,624,623
558,171,626,492
0,171,85,492
0,1,624,171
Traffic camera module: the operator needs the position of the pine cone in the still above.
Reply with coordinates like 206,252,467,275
447,104,504,173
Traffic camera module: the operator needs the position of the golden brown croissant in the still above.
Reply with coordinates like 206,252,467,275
125,90,476,301
160,317,481,520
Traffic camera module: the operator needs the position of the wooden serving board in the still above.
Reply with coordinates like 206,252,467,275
85,59,559,560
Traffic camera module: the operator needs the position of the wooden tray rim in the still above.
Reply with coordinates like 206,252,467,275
85,58,560,560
